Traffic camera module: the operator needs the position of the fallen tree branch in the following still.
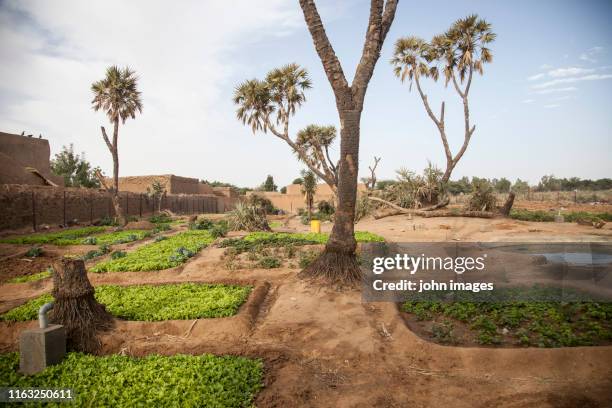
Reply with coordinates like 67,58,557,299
369,196,494,219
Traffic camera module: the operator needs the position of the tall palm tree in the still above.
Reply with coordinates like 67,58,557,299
91,65,142,225
300,170,318,218
297,0,398,283
392,15,495,186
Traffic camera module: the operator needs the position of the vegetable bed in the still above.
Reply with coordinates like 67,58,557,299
0,352,263,407
220,231,384,253
1,283,251,322
0,227,107,245
402,289,612,347
91,230,215,272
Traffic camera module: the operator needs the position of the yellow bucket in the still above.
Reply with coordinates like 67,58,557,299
310,219,321,233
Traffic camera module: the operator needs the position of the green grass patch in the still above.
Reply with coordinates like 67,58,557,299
402,288,612,347
1,283,251,322
90,230,215,272
0,352,262,407
269,221,283,228
510,209,612,223
220,231,384,253
0,227,107,245
7,269,52,284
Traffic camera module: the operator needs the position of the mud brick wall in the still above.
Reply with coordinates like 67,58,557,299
0,184,229,232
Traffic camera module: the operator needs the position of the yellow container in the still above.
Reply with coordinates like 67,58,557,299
310,219,321,233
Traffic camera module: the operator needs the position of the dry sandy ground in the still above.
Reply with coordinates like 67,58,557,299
0,215,611,407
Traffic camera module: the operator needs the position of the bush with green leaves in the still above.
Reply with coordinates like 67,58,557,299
91,230,214,272
0,352,262,407
110,250,127,260
149,213,172,224
509,209,555,222
1,283,251,322
466,180,497,211
257,256,281,269
227,201,271,231
0,226,107,245
152,223,171,234
81,244,111,261
25,246,43,258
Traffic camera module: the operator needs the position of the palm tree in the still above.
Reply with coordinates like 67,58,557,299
297,0,398,283
233,65,338,192
91,65,142,225
300,170,318,218
392,15,495,186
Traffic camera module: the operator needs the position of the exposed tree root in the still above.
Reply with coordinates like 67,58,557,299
499,192,516,216
50,258,113,354
298,249,362,287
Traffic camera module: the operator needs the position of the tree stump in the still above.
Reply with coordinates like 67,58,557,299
50,258,113,354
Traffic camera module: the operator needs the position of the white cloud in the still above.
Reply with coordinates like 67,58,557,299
532,74,612,89
0,0,304,184
527,73,545,81
548,67,595,77
579,46,604,63
533,87,577,95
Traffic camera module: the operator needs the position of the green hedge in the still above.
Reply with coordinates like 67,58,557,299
91,230,214,272
510,209,612,223
0,352,262,407
1,283,251,322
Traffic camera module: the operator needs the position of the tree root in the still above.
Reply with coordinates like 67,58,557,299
298,249,362,286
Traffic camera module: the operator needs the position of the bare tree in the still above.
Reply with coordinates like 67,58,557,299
391,15,495,185
298,0,399,283
362,156,381,190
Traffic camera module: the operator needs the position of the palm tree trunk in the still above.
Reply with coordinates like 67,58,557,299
300,110,361,283
111,119,126,226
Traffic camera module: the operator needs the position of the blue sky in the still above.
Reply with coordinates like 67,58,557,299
0,0,610,188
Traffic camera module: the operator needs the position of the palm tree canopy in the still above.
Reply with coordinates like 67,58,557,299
233,79,274,133
91,65,142,124
437,14,496,83
296,124,336,149
391,36,439,86
300,169,318,197
233,63,311,132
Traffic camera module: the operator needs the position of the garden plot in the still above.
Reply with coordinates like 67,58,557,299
0,352,262,407
91,230,215,272
218,231,385,270
1,283,251,322
0,226,107,245
401,286,612,347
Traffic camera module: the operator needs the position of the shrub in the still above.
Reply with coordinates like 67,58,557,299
25,246,43,258
91,230,214,272
189,218,214,230
317,200,335,216
509,209,555,222
81,244,111,261
149,213,172,224
246,194,279,214
97,215,118,226
110,250,127,260
466,180,497,211
0,352,263,407
257,256,281,269
152,223,171,234
227,202,270,232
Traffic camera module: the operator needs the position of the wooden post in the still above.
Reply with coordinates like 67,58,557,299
31,191,37,231
63,190,67,226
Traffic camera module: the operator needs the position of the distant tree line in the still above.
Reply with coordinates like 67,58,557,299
376,175,612,195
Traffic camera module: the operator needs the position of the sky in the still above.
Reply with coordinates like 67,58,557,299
0,0,611,188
